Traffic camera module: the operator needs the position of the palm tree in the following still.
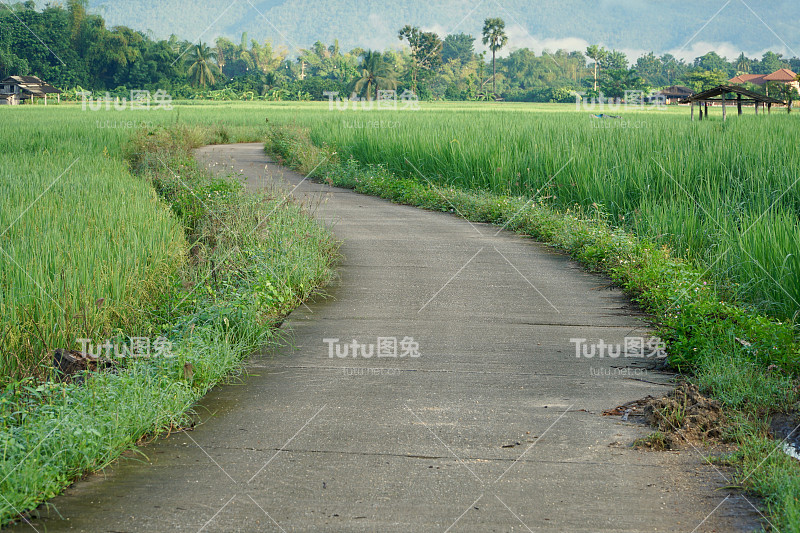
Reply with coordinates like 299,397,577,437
735,52,751,74
586,45,608,92
354,50,397,101
186,42,219,87
248,41,285,74
481,18,508,97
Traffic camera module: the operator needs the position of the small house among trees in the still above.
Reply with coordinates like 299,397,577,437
763,68,800,92
0,76,62,105
729,73,768,87
651,85,694,104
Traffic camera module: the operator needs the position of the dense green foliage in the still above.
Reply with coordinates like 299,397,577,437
3,2,799,102
1,1,182,90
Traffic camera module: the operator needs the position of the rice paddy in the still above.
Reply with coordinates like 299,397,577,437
300,104,800,322
1,99,799,531
1,101,798,384
0,110,186,379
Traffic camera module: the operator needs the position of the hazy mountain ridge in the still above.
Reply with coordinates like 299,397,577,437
87,0,800,59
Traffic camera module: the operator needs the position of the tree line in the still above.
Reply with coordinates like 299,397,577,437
2,1,799,102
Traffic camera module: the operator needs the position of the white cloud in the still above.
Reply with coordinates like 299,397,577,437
475,25,796,65
478,25,590,58
421,23,450,38
666,41,793,62
361,14,395,51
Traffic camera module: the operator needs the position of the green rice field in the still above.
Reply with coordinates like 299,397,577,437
302,104,800,322
1,101,798,384
1,100,799,531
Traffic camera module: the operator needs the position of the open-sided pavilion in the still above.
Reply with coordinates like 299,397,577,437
680,85,786,121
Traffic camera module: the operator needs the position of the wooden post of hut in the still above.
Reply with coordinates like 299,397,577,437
691,102,695,121
768,103,772,115
737,94,742,116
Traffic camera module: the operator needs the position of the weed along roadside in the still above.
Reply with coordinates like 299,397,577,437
0,122,337,527
266,123,800,531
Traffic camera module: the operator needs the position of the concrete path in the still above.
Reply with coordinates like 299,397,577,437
14,144,759,532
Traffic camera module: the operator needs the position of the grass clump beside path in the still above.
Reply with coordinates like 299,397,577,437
267,123,800,531
0,123,337,527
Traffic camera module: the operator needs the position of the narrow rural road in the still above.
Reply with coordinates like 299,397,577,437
14,144,759,532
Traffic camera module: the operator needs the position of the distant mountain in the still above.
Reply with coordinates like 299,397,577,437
87,0,800,60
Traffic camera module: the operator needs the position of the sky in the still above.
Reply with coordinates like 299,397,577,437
83,0,800,62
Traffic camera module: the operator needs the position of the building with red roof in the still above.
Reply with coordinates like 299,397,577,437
729,68,799,95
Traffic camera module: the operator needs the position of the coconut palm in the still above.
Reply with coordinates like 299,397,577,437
586,45,608,92
354,50,397,100
186,42,219,87
482,18,508,97
735,52,752,74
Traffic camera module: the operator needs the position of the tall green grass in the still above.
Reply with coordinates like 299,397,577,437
0,102,317,381
3,102,796,380
299,106,800,322
1,99,797,529
267,125,800,532
0,111,185,380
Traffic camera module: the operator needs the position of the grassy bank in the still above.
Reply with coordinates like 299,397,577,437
266,123,800,531
0,119,337,526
